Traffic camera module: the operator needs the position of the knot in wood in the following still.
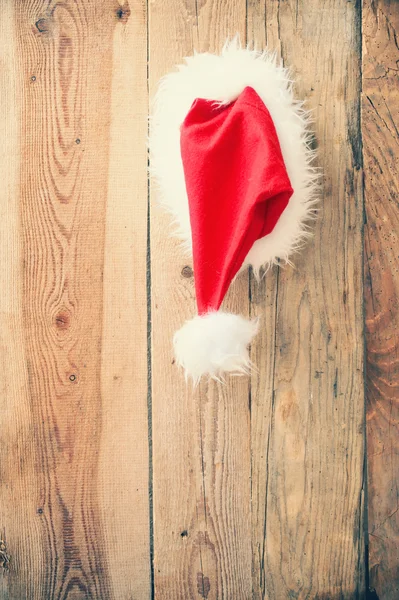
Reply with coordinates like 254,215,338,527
35,18,49,33
55,311,70,330
181,265,193,278
116,2,131,23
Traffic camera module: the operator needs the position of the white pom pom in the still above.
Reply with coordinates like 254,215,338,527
173,311,259,383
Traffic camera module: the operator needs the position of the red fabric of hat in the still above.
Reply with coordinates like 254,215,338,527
180,86,294,316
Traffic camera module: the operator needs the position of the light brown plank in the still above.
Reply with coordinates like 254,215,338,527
99,0,151,598
0,2,40,597
149,1,254,598
363,1,399,598
0,1,150,597
248,1,365,598
245,6,280,598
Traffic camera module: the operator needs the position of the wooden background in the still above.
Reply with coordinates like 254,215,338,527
0,0,397,598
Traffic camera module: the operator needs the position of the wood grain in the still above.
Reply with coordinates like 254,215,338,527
0,2,39,597
99,0,150,598
149,1,255,598
246,6,281,599
363,1,399,598
1,0,397,597
0,1,150,598
248,1,365,598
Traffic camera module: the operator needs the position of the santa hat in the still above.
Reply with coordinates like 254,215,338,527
150,39,318,383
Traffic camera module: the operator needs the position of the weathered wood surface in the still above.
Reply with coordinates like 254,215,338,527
149,3,254,599
363,1,399,599
0,0,398,598
149,0,365,599
248,1,365,598
0,1,150,598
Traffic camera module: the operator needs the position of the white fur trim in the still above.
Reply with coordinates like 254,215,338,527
174,312,259,383
150,37,319,272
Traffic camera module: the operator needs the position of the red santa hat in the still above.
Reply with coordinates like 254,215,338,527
150,39,318,383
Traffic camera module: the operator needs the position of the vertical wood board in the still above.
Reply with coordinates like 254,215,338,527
0,1,150,598
363,1,399,598
249,1,365,598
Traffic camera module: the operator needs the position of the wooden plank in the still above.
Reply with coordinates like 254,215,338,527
99,0,150,598
248,1,365,598
0,1,150,597
363,1,399,598
0,2,39,597
149,1,254,598
245,5,280,598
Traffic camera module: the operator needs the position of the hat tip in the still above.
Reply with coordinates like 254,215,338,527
173,311,259,382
